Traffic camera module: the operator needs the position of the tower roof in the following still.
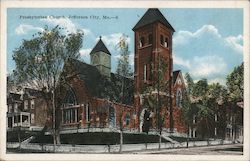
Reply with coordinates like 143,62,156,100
132,8,175,32
90,37,111,55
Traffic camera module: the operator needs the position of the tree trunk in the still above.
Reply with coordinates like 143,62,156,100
187,125,189,148
52,89,56,152
158,131,161,149
119,129,123,153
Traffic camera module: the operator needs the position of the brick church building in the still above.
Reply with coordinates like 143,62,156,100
59,8,186,134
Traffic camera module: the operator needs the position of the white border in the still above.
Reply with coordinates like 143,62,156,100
0,0,249,161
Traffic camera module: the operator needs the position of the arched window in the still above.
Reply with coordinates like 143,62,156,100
63,86,78,124
64,87,77,106
139,36,145,47
176,89,182,108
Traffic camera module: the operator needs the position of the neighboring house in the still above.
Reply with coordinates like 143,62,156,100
7,88,47,131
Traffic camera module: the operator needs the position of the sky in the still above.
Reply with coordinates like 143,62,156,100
7,8,243,85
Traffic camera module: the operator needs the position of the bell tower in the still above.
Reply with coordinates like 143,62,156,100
133,8,175,130
90,36,111,77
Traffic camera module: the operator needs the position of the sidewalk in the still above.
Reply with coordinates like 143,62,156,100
128,144,243,155
7,139,236,153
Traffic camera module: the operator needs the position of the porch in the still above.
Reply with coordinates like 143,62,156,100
7,112,31,129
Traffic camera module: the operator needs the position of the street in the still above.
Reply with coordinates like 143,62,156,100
129,144,243,155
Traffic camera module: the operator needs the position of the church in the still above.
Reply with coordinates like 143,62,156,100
6,8,187,136
59,8,186,134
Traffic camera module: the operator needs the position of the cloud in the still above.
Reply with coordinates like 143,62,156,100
225,35,243,54
41,17,77,33
174,54,226,78
79,48,91,57
173,25,221,46
81,28,92,36
173,24,243,85
15,24,44,35
189,55,227,77
100,33,131,49
41,17,93,37
173,54,190,68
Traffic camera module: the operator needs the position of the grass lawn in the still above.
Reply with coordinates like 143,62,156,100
31,132,170,145
7,130,38,142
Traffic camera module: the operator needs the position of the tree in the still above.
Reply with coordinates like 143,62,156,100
115,34,133,153
12,25,83,150
142,53,170,149
226,63,243,142
226,63,243,103
181,73,198,147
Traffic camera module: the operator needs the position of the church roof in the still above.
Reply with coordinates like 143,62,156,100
63,59,134,105
133,8,175,32
90,37,111,55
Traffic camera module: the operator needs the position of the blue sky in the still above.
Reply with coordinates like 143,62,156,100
7,8,243,85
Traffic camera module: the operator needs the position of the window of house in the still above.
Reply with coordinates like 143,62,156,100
8,105,12,113
139,36,145,47
14,103,18,112
24,100,28,110
30,99,35,109
31,113,35,124
148,34,152,45
160,35,164,46
144,64,147,82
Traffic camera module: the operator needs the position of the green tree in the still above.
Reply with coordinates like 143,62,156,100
226,63,243,142
226,63,243,102
12,25,83,150
181,73,198,147
115,34,133,153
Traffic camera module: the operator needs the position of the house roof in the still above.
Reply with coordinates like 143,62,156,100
132,8,175,32
90,37,111,55
63,59,134,105
173,70,181,83
8,93,21,102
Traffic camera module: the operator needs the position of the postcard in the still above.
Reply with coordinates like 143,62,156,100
0,0,249,161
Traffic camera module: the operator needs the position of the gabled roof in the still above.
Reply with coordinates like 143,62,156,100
63,59,134,105
90,37,111,55
173,70,181,83
133,8,175,32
